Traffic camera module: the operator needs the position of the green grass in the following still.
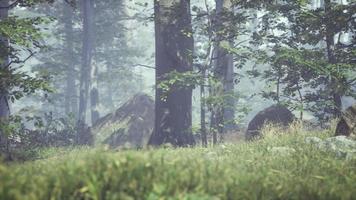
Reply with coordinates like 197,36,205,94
0,127,355,200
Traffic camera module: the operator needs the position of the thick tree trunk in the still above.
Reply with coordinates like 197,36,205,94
149,0,195,147
63,1,78,117
0,0,10,152
324,0,342,117
77,0,94,144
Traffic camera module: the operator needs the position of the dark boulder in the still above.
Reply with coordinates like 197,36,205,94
335,104,356,137
246,104,295,140
92,93,154,148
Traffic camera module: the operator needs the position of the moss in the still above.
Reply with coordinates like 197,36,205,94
93,118,130,145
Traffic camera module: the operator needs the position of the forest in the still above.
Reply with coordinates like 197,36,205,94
0,0,355,199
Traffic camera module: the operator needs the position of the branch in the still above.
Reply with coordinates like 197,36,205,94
1,50,36,69
134,64,155,69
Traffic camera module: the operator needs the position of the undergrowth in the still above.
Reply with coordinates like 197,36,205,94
0,125,355,200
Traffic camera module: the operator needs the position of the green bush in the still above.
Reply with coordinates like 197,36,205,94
0,128,355,200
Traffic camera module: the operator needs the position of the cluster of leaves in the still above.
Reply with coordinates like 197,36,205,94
157,70,202,101
0,67,52,103
0,3,54,106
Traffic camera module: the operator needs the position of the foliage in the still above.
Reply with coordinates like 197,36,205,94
157,70,202,101
0,112,77,160
0,127,355,199
0,4,53,107
243,0,356,122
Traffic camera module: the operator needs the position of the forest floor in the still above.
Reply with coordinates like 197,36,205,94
0,126,356,200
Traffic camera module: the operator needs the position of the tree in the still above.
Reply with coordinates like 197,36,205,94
92,0,142,120
210,0,236,144
294,0,355,119
77,0,94,144
0,0,53,154
149,0,195,147
89,0,99,124
0,0,9,120
31,0,141,121
245,0,355,122
78,0,93,123
0,0,9,151
63,1,78,117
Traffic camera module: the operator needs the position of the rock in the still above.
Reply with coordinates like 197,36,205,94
346,151,356,161
305,137,323,145
92,93,154,148
246,104,295,140
324,136,356,149
335,104,356,137
268,147,296,156
305,136,356,159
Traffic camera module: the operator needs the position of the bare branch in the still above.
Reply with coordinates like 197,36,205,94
134,64,155,69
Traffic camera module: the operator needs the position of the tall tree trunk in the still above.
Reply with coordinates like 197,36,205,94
0,0,10,152
63,1,78,117
211,0,235,143
0,0,9,118
90,0,99,124
77,0,94,144
324,0,342,117
149,0,195,147
200,67,207,147
90,62,100,124
222,47,235,132
106,64,114,109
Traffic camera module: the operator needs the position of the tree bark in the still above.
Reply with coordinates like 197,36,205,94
200,67,207,147
210,0,235,143
90,63,100,124
0,0,10,151
106,64,115,108
324,0,342,117
89,0,99,124
63,1,78,117
149,0,195,147
77,0,94,143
